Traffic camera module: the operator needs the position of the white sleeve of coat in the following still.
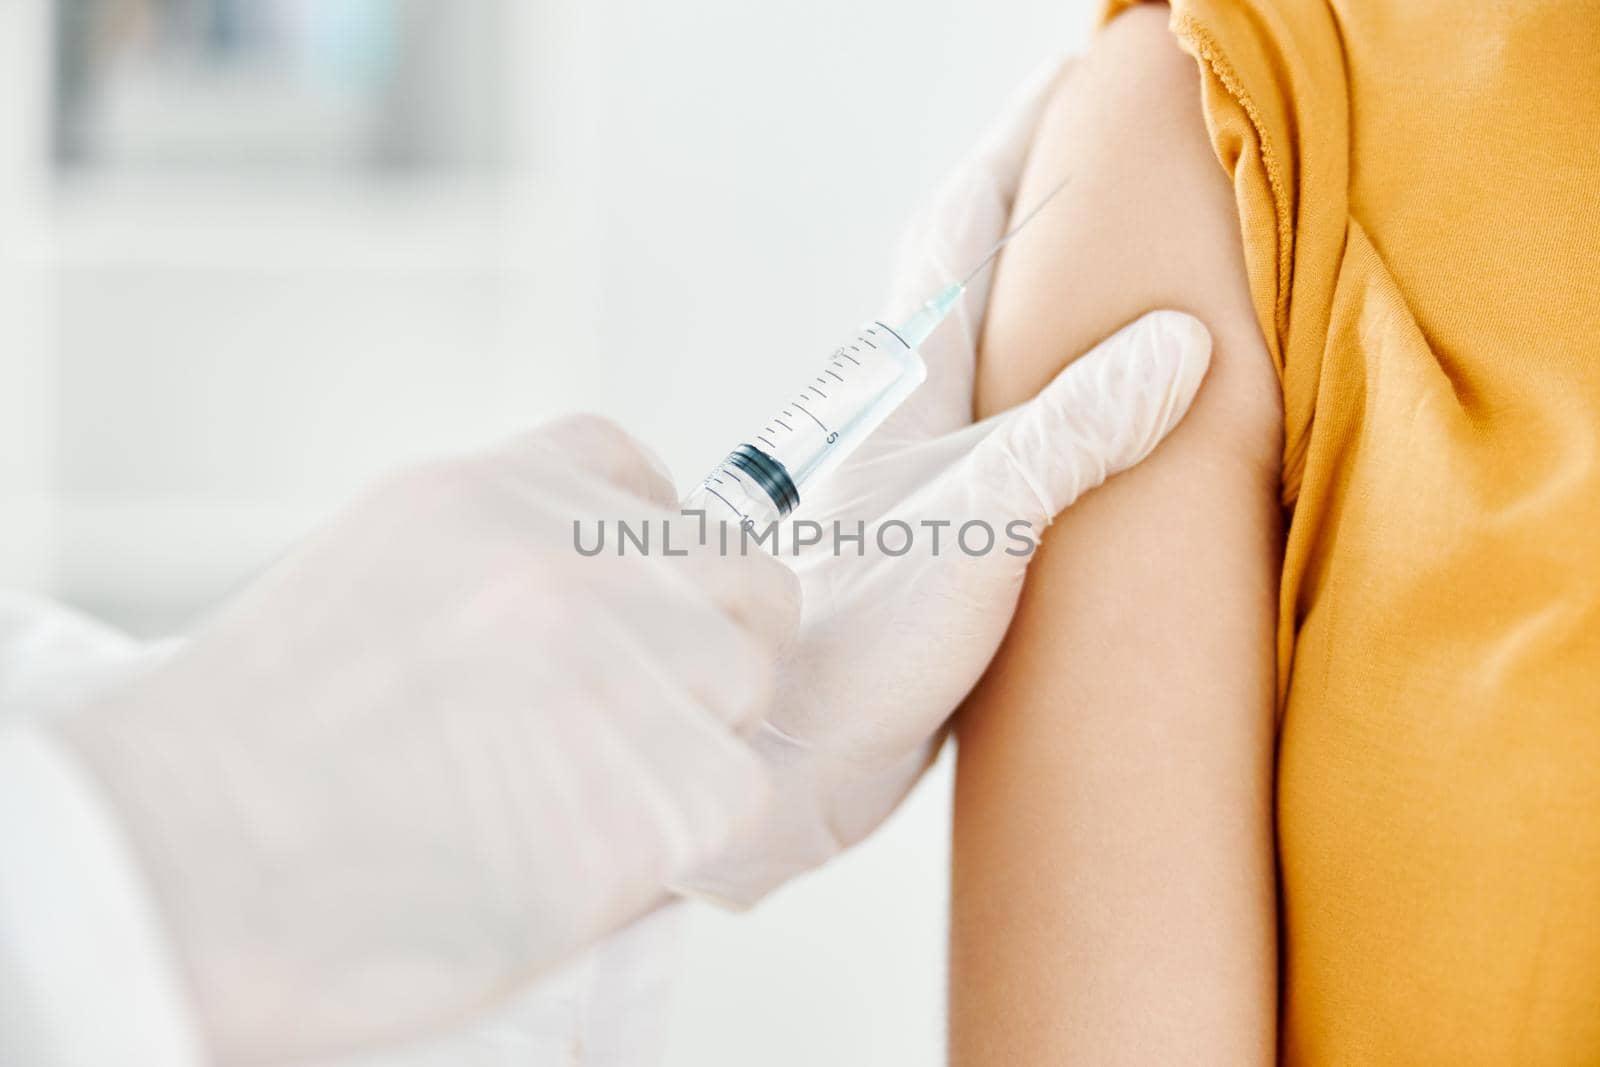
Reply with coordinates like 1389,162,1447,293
0,591,204,1067
0,589,179,723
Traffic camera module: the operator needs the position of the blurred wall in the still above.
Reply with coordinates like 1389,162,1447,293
1,1,1095,1062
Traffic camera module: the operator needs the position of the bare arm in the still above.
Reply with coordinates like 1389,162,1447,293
950,7,1282,1063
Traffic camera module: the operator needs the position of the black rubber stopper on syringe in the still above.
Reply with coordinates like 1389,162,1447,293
727,443,800,517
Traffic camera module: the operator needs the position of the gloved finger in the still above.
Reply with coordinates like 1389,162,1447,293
537,557,785,737
966,310,1211,524
535,597,776,878
495,414,681,512
661,531,802,660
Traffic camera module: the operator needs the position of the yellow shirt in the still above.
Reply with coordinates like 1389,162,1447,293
1107,0,1600,1060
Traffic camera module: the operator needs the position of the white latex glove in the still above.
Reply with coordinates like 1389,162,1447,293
677,61,1214,903
44,416,798,1065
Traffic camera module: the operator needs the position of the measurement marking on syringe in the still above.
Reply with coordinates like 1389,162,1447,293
839,352,861,365
793,401,829,432
874,320,909,347
774,418,793,431
826,369,845,382
757,434,777,449
705,486,741,518
807,386,827,399
859,336,877,350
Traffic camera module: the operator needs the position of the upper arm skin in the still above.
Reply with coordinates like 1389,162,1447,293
951,7,1283,1065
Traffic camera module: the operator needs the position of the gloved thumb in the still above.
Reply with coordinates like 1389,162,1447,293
494,413,681,512
968,310,1211,525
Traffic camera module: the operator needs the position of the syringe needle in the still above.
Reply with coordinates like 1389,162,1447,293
958,173,1073,288
894,174,1075,348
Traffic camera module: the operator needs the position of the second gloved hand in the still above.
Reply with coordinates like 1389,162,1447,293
675,61,1213,904
47,417,798,1064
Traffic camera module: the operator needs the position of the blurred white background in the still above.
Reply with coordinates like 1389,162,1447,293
0,1,1095,1062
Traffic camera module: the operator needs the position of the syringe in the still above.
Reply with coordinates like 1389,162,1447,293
683,175,1071,528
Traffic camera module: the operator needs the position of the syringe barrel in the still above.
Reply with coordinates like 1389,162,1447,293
683,321,926,527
